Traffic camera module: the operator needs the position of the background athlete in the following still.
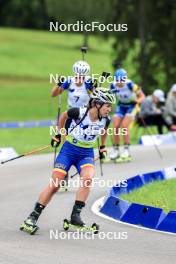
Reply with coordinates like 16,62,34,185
109,68,145,162
51,60,95,108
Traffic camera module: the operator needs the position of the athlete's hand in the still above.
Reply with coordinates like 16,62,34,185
99,145,107,160
57,76,65,87
51,133,61,148
92,79,98,88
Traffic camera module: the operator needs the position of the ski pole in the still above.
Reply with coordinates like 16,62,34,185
95,71,110,177
53,93,62,167
97,138,104,177
140,117,163,159
81,46,88,61
70,156,100,178
1,144,51,164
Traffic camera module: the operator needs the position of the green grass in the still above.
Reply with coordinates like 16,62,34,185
0,27,114,152
0,28,113,80
0,28,114,122
121,179,176,213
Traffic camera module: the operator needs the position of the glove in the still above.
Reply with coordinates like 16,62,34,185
92,79,98,88
99,145,107,160
51,133,61,148
57,77,65,87
111,87,117,94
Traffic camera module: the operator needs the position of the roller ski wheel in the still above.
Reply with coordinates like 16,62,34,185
20,221,39,235
63,219,99,234
101,157,112,164
91,223,99,234
60,175,68,192
115,156,132,163
59,185,68,192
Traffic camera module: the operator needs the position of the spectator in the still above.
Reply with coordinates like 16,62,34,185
138,89,169,134
164,84,176,131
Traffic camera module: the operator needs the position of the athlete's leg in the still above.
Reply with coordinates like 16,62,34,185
21,143,72,228
20,171,67,231
121,104,136,145
121,115,134,145
76,166,95,202
38,171,66,205
70,158,95,226
109,114,122,159
113,115,123,145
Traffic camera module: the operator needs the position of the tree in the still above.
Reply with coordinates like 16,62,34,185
112,0,176,93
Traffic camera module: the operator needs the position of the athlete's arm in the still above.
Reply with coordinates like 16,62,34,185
51,78,71,97
57,111,68,129
136,90,145,104
51,86,63,97
57,108,80,129
99,117,111,160
133,84,145,104
100,117,111,146
85,78,98,92
101,133,107,146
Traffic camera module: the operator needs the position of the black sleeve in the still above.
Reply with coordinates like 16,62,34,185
105,116,111,129
67,108,80,119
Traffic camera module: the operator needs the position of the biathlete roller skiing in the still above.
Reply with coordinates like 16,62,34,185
109,68,145,163
51,49,95,109
20,88,116,235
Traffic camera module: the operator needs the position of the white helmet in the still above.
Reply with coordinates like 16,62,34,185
73,60,90,76
91,87,116,104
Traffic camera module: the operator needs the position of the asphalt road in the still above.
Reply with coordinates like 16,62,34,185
0,145,176,264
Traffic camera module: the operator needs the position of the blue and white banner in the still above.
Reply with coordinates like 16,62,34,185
0,120,56,129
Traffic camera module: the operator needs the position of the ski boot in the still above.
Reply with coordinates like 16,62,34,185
115,146,132,163
20,215,39,235
70,212,85,227
63,214,99,234
109,145,120,160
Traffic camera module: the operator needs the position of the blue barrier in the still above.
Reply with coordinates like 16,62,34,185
141,171,164,184
100,196,130,220
120,203,143,225
121,203,166,229
110,185,127,196
100,166,176,234
126,175,144,192
157,211,176,233
110,175,144,197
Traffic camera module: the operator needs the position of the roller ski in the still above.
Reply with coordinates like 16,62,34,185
63,219,99,234
63,204,99,234
59,185,68,192
101,156,112,164
115,155,132,163
20,216,39,235
115,146,132,163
